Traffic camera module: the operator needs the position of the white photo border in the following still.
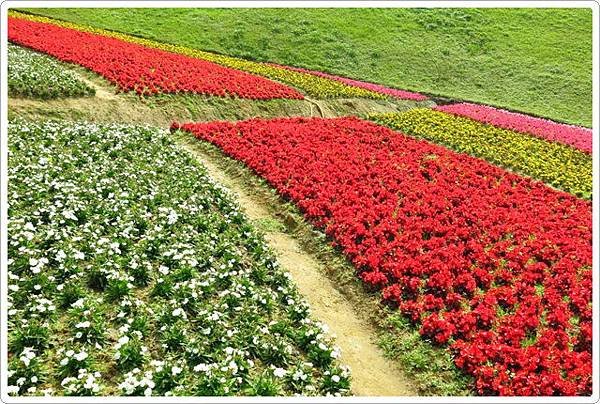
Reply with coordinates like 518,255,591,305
1,1,598,402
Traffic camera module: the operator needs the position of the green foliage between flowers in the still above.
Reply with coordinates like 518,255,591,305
7,120,350,396
8,43,95,99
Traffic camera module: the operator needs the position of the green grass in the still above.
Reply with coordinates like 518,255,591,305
21,7,592,126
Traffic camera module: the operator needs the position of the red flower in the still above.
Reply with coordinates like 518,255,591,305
8,17,303,100
176,116,592,395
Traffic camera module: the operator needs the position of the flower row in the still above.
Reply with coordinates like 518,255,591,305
175,116,592,396
271,63,428,101
8,119,349,396
8,11,384,100
435,103,592,153
370,108,592,199
8,43,95,99
8,16,303,99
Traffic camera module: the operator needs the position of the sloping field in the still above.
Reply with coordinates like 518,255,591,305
24,7,593,126
6,6,594,398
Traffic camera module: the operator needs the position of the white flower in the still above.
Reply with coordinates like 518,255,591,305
71,299,85,308
172,308,183,317
167,210,179,225
74,351,88,361
74,251,85,260
332,375,340,383
76,320,91,328
63,210,78,221
20,348,36,366
273,368,287,378
171,366,182,376
56,250,67,261
194,364,210,372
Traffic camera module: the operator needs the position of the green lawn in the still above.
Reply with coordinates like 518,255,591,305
22,8,592,126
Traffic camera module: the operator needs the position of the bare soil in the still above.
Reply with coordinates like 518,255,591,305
177,140,417,396
9,70,432,396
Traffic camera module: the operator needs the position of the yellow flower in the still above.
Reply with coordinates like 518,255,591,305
370,108,592,198
9,11,385,99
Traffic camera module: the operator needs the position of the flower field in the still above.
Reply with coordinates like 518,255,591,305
175,116,592,396
8,16,303,99
8,44,95,99
8,11,387,100
271,63,428,101
6,6,595,398
370,108,592,198
7,120,350,396
435,103,593,153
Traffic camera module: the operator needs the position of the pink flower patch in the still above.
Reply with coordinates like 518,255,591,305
436,103,592,153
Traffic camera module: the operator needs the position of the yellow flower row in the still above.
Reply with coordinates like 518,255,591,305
9,11,385,99
370,108,592,199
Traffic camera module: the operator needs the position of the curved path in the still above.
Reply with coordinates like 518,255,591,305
177,137,417,397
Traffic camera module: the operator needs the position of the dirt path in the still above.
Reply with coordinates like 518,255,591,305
176,139,416,397
10,70,428,396
78,74,118,100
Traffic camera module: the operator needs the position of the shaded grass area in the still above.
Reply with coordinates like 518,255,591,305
23,7,593,126
172,131,474,396
8,65,427,126
8,90,425,127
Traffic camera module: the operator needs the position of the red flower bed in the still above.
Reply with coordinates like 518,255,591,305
271,63,428,101
435,103,592,153
8,17,304,99
175,116,592,396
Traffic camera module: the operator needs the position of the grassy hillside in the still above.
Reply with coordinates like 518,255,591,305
21,8,593,126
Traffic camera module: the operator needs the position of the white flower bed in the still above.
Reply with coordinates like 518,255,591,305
8,44,95,99
7,120,350,396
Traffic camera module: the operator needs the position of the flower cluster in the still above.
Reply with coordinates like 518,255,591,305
8,16,303,100
435,103,592,153
8,43,95,99
9,11,383,100
371,108,592,199
271,63,428,101
176,116,592,395
7,119,349,396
